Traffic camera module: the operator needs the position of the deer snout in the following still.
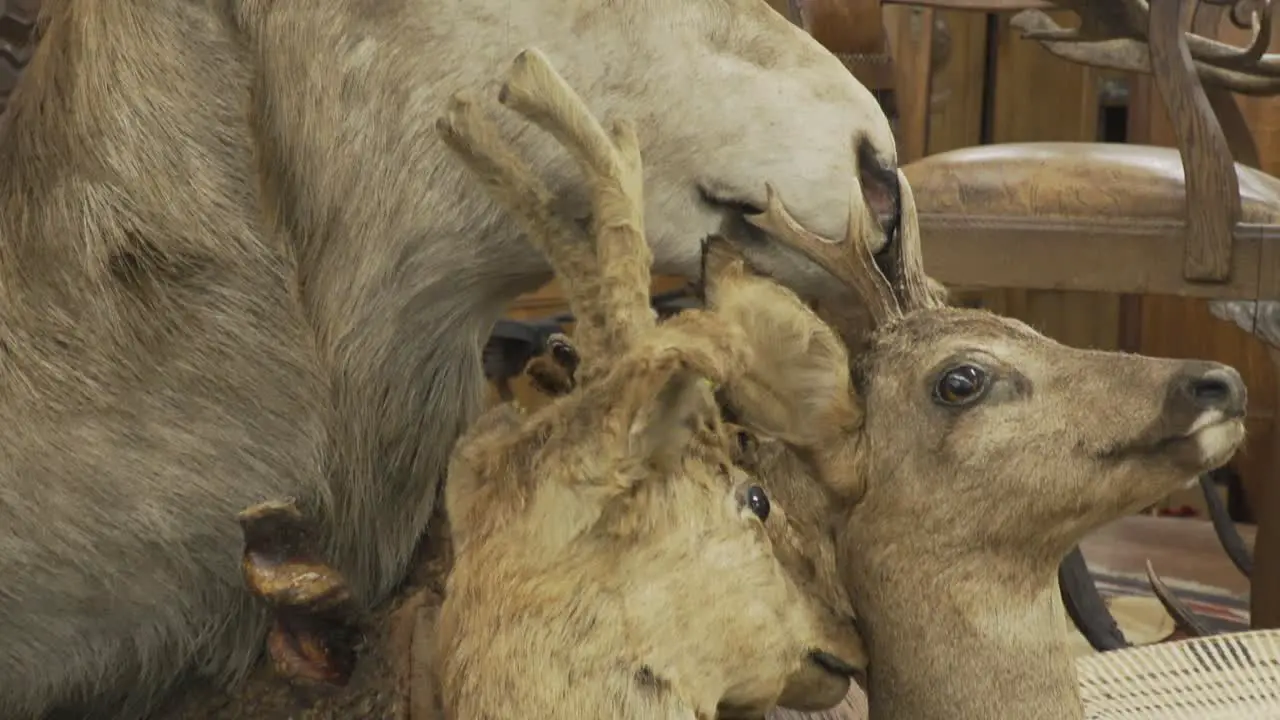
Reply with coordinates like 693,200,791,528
1170,363,1247,421
1152,362,1248,473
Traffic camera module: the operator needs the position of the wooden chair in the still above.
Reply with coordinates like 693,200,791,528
792,0,1280,628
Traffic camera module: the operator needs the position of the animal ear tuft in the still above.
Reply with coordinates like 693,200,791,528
708,272,860,448
924,277,950,306
628,371,717,472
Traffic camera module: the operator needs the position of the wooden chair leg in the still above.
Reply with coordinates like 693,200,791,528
1253,348,1280,628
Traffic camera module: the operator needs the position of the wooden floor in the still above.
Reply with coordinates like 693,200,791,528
1079,515,1255,597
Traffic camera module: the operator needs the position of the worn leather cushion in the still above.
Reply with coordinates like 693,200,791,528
902,142,1280,224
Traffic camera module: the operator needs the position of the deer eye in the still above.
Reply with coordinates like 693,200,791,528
933,365,988,407
744,484,770,522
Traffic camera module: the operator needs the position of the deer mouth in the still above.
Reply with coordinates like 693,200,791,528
698,187,765,219
699,188,766,244
808,650,860,678
1156,412,1245,449
1100,412,1246,464
1189,412,1243,432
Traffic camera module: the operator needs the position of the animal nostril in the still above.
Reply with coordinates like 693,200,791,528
1189,377,1232,404
1179,367,1246,414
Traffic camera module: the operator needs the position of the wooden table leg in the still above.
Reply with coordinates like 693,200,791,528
1253,348,1280,628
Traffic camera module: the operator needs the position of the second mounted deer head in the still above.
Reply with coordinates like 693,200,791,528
432,49,867,720
707,172,1247,719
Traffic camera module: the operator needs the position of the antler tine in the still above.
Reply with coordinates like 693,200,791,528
1136,0,1280,76
1198,473,1254,576
1013,11,1280,95
1060,546,1131,652
747,184,901,327
435,93,603,347
500,49,630,198
890,171,943,312
1145,560,1212,638
1190,57,1280,93
1184,0,1280,75
500,48,655,352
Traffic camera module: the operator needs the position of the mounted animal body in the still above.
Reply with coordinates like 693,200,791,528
0,0,899,717
709,179,1247,719
433,49,867,719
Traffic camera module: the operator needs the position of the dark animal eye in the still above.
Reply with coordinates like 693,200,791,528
745,485,770,522
549,338,578,370
934,365,987,406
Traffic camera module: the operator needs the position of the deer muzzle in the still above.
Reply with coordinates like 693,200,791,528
1166,362,1248,425
1145,361,1249,471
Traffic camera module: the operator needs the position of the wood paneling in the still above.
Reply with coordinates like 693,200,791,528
884,5,935,163
988,12,1100,143
925,10,989,155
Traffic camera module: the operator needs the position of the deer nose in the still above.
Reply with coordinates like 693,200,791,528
1172,364,1247,417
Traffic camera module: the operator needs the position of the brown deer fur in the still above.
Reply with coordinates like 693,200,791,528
706,178,1248,720
433,49,865,719
140,331,870,720
0,0,898,716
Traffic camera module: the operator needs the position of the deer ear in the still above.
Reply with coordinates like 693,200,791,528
628,370,718,472
703,239,861,447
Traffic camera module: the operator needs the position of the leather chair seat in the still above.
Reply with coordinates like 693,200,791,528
902,142,1280,225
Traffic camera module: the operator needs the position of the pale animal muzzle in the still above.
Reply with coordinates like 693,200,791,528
1168,363,1247,425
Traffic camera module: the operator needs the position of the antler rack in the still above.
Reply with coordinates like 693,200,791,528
1011,0,1280,95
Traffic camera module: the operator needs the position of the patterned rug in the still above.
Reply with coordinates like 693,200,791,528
1088,564,1250,634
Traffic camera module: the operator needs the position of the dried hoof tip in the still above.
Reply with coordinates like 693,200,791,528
266,616,359,686
238,500,361,686
547,334,579,373
238,500,349,611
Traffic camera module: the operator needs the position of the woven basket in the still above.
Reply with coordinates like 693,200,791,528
1076,629,1280,719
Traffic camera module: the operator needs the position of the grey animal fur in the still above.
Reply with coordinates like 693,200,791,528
0,0,895,716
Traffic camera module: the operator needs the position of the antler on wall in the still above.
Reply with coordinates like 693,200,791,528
1012,0,1280,95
